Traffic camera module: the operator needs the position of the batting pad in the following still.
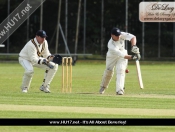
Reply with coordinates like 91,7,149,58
100,69,114,89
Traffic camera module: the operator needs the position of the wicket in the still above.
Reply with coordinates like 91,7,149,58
62,57,72,93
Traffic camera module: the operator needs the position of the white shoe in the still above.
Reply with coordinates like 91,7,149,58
99,87,106,94
40,85,50,93
22,87,28,93
116,90,124,95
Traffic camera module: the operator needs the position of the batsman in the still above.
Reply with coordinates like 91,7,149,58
99,27,141,95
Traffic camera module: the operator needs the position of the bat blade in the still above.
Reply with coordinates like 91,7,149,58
136,60,144,89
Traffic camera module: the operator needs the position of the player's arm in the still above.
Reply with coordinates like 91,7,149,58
109,48,140,60
124,54,140,60
28,43,40,64
108,39,126,57
43,41,62,65
122,32,139,48
130,36,137,46
130,36,139,53
28,43,54,69
129,36,141,60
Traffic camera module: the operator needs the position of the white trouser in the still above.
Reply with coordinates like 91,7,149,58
19,57,58,89
105,52,128,92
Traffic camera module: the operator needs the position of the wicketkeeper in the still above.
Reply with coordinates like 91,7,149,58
99,27,141,95
19,30,62,93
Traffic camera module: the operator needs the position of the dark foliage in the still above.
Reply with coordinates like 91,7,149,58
0,0,175,58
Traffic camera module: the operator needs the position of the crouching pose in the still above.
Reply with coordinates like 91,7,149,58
99,27,141,95
19,30,59,93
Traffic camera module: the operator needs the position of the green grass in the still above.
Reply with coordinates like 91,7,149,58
1,60,175,131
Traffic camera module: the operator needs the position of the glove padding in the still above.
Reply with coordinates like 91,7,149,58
131,45,140,54
132,53,141,60
52,54,62,65
41,59,55,69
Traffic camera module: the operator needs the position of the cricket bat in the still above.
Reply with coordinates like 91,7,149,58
136,60,144,89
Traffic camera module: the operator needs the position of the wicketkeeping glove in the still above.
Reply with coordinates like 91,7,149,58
131,45,140,54
52,54,62,65
40,58,55,69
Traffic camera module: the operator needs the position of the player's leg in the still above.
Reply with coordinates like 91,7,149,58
99,56,117,94
34,62,58,93
19,57,34,93
116,58,128,95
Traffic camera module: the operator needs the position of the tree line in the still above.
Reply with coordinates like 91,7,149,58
0,0,174,59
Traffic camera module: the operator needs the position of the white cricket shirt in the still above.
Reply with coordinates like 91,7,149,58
19,37,51,65
107,32,135,58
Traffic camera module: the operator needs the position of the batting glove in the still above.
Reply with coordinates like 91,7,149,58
131,45,140,54
132,53,141,60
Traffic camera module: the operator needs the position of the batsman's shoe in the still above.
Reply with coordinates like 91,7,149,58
116,89,124,95
99,87,106,94
22,87,28,93
40,85,50,93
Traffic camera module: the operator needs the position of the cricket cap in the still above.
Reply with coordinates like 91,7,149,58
36,30,48,38
111,27,121,36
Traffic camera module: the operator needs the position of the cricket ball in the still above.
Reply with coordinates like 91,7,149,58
125,69,129,73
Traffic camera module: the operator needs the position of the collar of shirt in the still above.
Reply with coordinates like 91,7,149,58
34,37,41,47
